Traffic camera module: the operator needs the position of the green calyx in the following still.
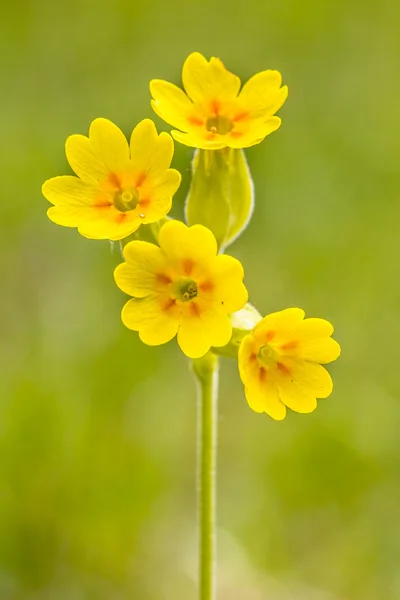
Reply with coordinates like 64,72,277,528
185,148,254,251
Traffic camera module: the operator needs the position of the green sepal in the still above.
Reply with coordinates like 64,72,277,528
185,148,254,250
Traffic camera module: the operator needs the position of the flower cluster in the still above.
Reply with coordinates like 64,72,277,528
43,52,340,420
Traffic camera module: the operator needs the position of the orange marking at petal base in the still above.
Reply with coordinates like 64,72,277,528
190,302,201,317
136,172,147,187
265,330,276,342
156,273,172,285
199,280,215,293
188,115,204,126
139,198,150,209
277,362,291,375
249,353,258,363
182,259,194,275
211,99,221,115
108,172,122,189
259,367,266,382
280,340,298,351
116,213,127,224
93,201,112,210
233,111,249,122
230,130,243,139
162,298,176,311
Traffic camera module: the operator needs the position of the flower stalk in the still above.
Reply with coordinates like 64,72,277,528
193,352,219,600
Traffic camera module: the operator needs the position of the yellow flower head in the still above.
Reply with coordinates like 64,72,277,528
42,119,181,240
114,220,248,358
238,308,341,420
150,52,288,150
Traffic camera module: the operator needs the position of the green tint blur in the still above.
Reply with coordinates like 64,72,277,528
1,1,400,598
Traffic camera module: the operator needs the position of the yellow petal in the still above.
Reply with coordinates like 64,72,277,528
201,308,232,348
171,129,228,150
65,133,109,184
141,168,181,202
139,196,172,224
130,119,176,180
281,317,341,364
158,221,218,262
42,176,95,207
89,118,129,174
139,318,178,346
176,316,212,359
47,205,75,227
293,317,334,339
182,52,241,105
212,255,248,313
253,308,305,343
175,301,232,358
279,359,333,399
277,375,318,414
150,80,195,131
139,168,181,225
43,176,98,227
122,295,178,346
296,337,341,364
267,86,288,115
229,117,282,149
77,210,141,241
244,382,286,420
238,334,261,387
238,70,287,118
114,241,167,297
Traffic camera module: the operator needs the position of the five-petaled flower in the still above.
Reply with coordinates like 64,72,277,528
114,220,248,358
238,308,341,420
42,118,181,240
150,52,288,150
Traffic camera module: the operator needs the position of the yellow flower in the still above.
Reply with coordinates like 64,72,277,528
114,220,248,358
42,119,181,241
238,308,341,420
150,52,288,150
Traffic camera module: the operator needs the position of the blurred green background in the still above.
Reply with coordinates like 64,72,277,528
1,1,400,598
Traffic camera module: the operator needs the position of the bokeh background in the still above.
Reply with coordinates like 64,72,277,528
1,1,400,598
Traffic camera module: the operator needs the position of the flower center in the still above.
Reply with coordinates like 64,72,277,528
173,277,198,302
206,115,233,135
113,188,139,213
257,345,277,367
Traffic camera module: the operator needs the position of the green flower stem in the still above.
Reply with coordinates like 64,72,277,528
193,352,219,600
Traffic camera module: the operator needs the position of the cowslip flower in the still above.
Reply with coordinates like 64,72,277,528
150,52,288,150
238,308,341,420
42,118,181,240
114,220,248,358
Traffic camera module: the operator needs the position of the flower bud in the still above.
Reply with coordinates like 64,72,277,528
185,148,254,250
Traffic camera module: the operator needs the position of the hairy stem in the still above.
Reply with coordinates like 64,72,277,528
193,353,219,600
